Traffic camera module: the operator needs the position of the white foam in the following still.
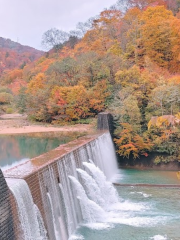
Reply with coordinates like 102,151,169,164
69,234,84,240
83,223,113,230
150,235,167,240
111,173,124,182
110,201,147,211
137,192,152,198
108,216,168,227
143,193,152,198
69,176,107,223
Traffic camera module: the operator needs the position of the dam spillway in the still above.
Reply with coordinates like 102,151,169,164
0,129,118,240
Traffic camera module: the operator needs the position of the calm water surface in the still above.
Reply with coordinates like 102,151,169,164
113,168,180,185
0,132,81,170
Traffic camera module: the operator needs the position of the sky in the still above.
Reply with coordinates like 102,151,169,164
0,0,115,50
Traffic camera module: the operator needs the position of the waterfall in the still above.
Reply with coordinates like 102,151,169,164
58,183,69,238
68,176,106,223
57,154,82,236
88,132,118,180
34,205,48,239
39,166,69,240
55,132,119,238
76,168,106,208
4,131,118,240
47,192,61,240
66,162,121,237
83,162,119,207
7,179,48,240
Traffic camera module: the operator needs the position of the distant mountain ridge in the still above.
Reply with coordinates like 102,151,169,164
0,37,44,74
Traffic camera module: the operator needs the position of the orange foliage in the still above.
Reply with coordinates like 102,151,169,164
48,85,90,120
89,80,110,112
8,79,27,95
140,6,180,71
114,123,153,158
27,73,46,95
3,68,23,84
93,9,122,28
82,10,122,55
0,37,43,76
167,75,180,85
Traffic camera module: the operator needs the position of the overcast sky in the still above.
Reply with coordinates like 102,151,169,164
0,0,115,50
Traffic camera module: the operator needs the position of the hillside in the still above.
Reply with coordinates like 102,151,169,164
0,37,44,75
1,0,180,164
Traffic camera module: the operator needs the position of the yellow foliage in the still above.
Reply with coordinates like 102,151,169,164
49,85,90,120
27,73,46,94
114,123,153,159
175,112,180,120
115,66,141,88
156,117,169,127
108,40,122,56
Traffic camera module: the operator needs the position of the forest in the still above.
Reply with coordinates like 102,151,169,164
1,0,180,164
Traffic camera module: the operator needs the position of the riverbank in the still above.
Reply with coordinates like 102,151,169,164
118,154,180,171
0,114,95,135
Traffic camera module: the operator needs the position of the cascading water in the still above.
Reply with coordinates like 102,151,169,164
57,154,82,236
58,183,69,237
4,131,179,239
7,178,48,240
83,162,119,206
4,131,118,240
34,205,48,239
66,161,125,239
39,166,69,240
55,132,119,239
47,192,61,240
68,176,106,223
76,168,106,208
83,133,118,181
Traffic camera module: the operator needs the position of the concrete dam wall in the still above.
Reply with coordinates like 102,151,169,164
0,115,117,240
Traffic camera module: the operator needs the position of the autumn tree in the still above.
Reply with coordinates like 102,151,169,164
116,0,166,10
140,6,180,70
82,10,122,55
114,123,153,159
147,84,180,118
26,88,51,122
27,73,46,95
88,80,111,114
0,92,13,105
46,57,79,86
48,85,90,121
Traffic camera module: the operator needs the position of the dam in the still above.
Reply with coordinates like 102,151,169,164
0,113,118,240
1,113,179,240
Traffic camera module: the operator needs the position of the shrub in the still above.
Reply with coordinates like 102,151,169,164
6,107,13,114
0,92,13,104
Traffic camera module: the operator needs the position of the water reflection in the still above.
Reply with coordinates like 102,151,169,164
113,168,180,185
0,132,82,170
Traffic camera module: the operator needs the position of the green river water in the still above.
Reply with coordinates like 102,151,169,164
1,134,180,240
0,132,80,170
